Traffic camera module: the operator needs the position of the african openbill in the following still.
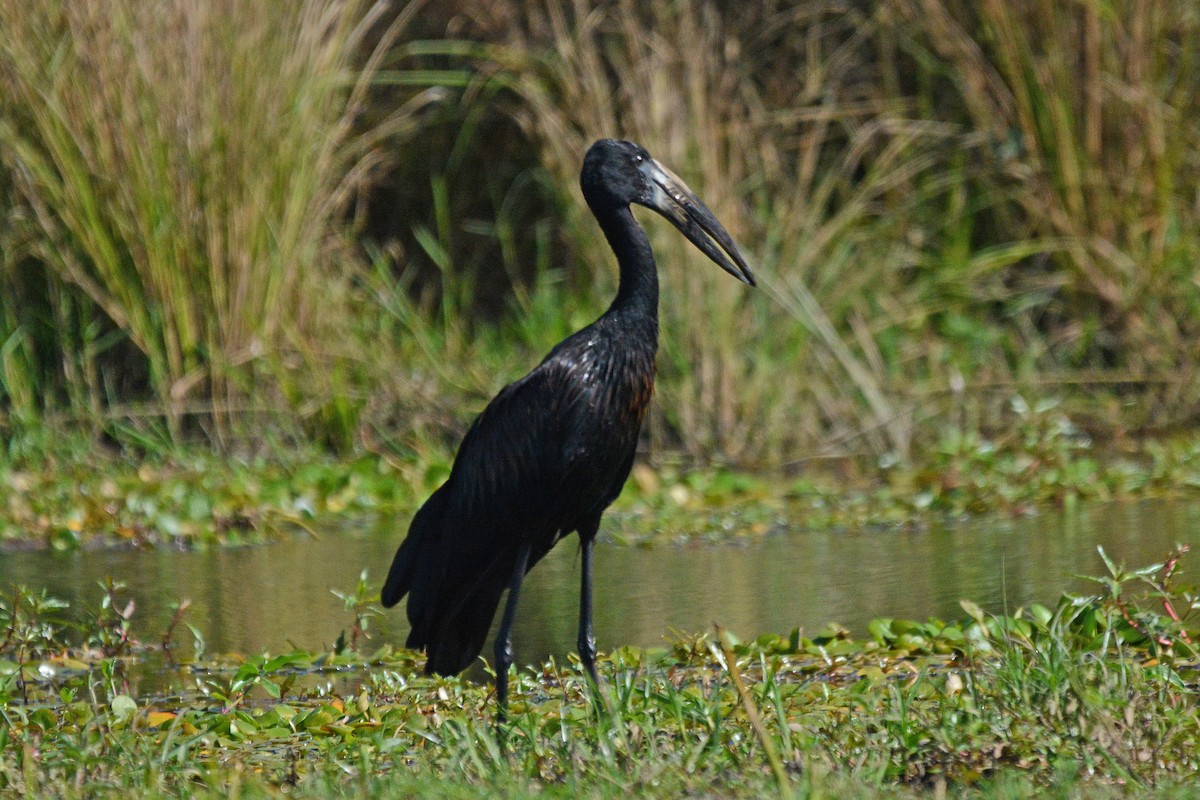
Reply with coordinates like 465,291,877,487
381,138,755,717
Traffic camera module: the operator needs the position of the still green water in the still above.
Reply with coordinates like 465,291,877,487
2,501,1197,666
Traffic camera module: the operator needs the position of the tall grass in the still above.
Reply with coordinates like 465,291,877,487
3,0,1200,464
894,0,1200,377
480,0,952,461
0,0,419,444
481,0,1200,459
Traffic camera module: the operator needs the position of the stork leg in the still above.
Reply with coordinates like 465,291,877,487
577,519,602,689
494,541,531,723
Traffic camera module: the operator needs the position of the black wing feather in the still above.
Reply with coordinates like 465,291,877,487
381,355,588,674
380,482,449,608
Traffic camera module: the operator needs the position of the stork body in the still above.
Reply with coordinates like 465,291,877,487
381,139,754,717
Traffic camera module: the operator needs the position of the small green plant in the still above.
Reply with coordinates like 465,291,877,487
0,586,70,663
202,653,310,710
1083,544,1197,657
88,579,135,659
331,570,383,654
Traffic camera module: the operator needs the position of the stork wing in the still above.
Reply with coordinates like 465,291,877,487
381,356,582,610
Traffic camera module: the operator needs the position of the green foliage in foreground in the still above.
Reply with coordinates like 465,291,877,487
2,549,1200,798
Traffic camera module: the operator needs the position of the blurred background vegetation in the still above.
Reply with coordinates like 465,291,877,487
1,0,1198,469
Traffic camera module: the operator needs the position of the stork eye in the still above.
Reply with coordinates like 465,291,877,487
633,153,644,163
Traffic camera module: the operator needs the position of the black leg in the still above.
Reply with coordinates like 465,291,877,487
494,542,531,723
577,521,601,689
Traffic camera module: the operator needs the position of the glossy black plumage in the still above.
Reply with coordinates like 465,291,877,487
381,139,754,716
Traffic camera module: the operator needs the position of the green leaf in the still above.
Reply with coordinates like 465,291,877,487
868,618,895,644
1096,545,1118,577
959,599,987,625
110,694,137,724
1029,604,1054,627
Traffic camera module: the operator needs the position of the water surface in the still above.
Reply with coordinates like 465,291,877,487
2,501,1196,668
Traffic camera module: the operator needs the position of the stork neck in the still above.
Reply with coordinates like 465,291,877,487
593,204,659,317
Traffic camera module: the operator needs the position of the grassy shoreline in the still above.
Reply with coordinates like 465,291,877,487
3,426,1199,797
2,550,1199,798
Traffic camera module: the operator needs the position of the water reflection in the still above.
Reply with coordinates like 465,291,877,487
2,501,1197,668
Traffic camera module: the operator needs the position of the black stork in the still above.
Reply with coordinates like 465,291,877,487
381,138,755,718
